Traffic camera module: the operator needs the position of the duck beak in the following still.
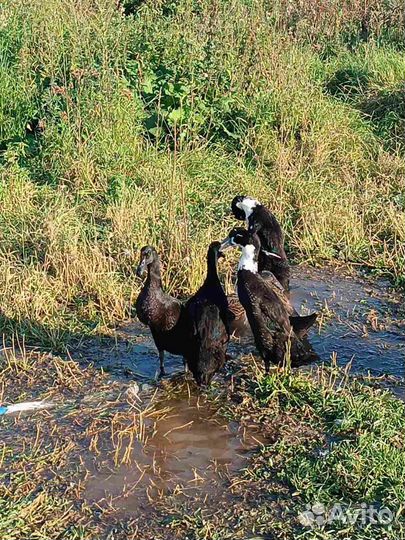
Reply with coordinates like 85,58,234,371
219,236,233,253
136,258,148,277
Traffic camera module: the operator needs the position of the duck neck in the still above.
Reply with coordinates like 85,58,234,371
146,257,163,288
238,245,258,273
205,250,220,285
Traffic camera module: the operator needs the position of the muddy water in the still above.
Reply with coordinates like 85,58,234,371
85,391,261,514
78,265,404,517
290,266,404,378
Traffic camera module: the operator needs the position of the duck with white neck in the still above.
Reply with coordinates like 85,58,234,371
220,228,318,372
231,195,290,291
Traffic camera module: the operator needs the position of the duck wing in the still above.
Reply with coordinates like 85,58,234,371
191,282,232,334
260,272,295,316
238,273,292,340
248,208,286,258
139,288,183,332
185,299,228,384
256,283,317,341
190,301,227,345
248,209,290,288
256,283,292,335
158,293,184,331
260,271,284,290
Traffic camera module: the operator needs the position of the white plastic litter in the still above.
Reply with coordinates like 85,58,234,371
0,400,55,415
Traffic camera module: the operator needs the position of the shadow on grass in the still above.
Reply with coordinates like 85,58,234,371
359,87,405,151
325,68,405,152
0,310,80,351
325,67,370,99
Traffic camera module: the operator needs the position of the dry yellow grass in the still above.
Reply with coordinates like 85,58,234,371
0,0,404,346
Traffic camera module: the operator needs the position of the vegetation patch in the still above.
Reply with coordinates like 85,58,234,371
1,1,405,537
0,0,404,345
1,345,405,539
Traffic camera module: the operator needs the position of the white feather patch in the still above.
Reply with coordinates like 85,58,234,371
238,245,258,273
236,197,259,222
261,248,282,259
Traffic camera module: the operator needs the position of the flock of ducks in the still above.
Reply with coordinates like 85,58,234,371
135,195,318,385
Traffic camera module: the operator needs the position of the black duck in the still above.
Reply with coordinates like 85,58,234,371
231,195,290,290
184,242,230,385
220,229,317,372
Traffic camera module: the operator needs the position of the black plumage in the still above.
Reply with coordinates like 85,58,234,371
220,229,317,372
184,242,230,385
226,229,295,337
227,273,289,337
135,246,188,375
231,195,290,290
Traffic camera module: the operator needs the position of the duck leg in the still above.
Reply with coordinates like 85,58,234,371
158,350,165,377
183,358,189,374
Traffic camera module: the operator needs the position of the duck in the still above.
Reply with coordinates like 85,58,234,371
184,241,230,385
226,271,289,338
231,195,290,290
220,229,317,372
227,293,250,337
135,246,189,376
225,226,297,338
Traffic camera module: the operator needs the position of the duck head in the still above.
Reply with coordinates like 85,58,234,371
219,227,260,251
231,195,260,221
192,358,220,387
136,246,157,277
220,228,260,273
208,241,225,263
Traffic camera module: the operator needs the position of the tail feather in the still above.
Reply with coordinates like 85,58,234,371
290,313,317,338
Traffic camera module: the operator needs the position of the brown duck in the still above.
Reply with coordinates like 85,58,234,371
135,246,188,376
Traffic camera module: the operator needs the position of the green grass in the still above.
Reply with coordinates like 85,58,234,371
255,370,405,500
0,0,404,346
175,361,405,540
2,347,405,540
2,4,405,537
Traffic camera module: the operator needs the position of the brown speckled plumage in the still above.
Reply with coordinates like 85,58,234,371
135,246,189,374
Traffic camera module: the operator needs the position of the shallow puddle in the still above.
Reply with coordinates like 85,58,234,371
64,260,405,521
76,265,405,382
3,265,405,530
77,267,404,517
290,266,404,378
84,390,261,514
